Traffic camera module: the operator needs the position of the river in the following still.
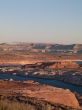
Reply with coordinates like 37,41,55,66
0,73,82,94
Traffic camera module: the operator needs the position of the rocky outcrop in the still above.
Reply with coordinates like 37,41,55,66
0,80,80,109
49,61,79,69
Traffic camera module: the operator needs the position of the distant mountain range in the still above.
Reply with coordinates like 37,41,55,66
0,43,82,54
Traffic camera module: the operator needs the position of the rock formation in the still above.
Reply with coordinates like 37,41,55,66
0,80,80,109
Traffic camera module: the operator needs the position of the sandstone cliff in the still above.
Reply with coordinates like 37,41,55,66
0,80,80,109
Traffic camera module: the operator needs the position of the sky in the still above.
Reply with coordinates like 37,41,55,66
0,0,82,44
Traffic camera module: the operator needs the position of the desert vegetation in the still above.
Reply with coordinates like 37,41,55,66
0,99,80,110
0,99,36,110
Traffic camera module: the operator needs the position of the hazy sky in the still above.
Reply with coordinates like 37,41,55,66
0,0,82,43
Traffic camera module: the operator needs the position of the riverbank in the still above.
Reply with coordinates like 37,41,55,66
0,72,82,94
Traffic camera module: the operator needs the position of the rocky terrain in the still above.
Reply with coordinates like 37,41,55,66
0,80,81,110
54,70,82,86
0,43,82,67
0,52,82,64
0,43,82,54
0,43,82,110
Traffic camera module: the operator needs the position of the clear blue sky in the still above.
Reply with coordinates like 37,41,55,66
0,0,82,44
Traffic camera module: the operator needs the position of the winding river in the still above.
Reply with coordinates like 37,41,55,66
0,73,82,94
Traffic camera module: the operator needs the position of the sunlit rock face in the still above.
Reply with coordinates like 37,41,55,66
0,52,81,66
0,80,80,109
49,61,79,69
